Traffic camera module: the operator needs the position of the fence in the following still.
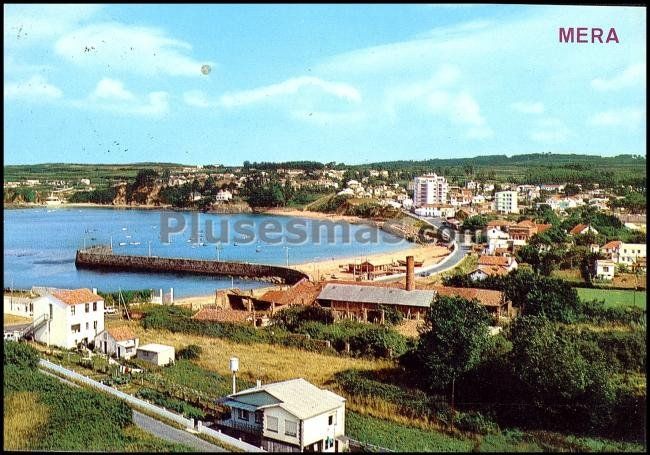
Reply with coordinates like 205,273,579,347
196,421,266,452
347,437,394,452
39,359,264,452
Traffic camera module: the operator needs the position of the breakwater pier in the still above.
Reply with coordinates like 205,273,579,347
75,246,309,285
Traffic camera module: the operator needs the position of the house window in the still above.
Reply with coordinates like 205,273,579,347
71,306,76,316
603,267,609,272
93,302,97,311
266,416,278,433
94,321,98,330
86,322,89,330
285,420,297,437
325,437,334,449
254,411,263,424
237,408,249,421
71,324,81,334
328,414,336,426
49,304,53,320
85,303,90,313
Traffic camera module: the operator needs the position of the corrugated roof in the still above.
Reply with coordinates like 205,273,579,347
230,378,345,420
51,288,103,305
317,283,436,308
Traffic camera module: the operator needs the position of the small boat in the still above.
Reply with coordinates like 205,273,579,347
126,235,131,239
122,227,127,231
130,242,141,245
187,239,192,243
256,246,262,252
119,242,127,246
234,242,238,246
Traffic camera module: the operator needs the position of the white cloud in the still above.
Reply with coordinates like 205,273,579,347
72,78,169,117
4,75,63,101
511,101,544,114
91,78,135,101
588,107,645,127
219,76,361,107
591,63,646,91
54,22,213,77
183,90,213,108
530,118,570,143
290,110,365,125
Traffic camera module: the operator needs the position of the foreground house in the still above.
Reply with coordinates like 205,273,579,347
601,241,647,270
94,326,139,359
32,288,105,349
218,378,347,452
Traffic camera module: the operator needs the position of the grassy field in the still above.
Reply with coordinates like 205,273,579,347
3,313,32,326
577,288,647,309
346,412,646,452
4,364,193,452
124,322,392,386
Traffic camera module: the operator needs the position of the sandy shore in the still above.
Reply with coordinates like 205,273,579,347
261,207,370,224
291,242,450,281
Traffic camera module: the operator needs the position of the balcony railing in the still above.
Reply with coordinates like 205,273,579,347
218,418,263,435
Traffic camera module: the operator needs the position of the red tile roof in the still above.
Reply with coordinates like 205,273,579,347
570,224,589,235
487,220,514,228
107,326,137,342
472,266,509,277
51,288,103,305
192,308,258,323
258,280,324,306
429,286,505,307
478,255,511,266
602,240,622,250
536,223,553,234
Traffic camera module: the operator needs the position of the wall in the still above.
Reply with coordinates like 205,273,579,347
302,405,345,449
262,406,301,448
3,295,33,317
76,249,309,285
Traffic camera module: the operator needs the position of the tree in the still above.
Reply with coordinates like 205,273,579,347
461,215,489,232
409,295,491,413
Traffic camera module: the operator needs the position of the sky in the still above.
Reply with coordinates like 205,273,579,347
4,4,647,165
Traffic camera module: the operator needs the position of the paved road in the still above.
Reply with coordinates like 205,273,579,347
40,368,226,452
133,410,226,452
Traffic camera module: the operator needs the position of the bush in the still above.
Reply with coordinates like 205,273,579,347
4,341,39,369
577,299,646,325
454,411,499,434
271,304,334,331
177,344,203,360
136,387,206,420
349,326,408,358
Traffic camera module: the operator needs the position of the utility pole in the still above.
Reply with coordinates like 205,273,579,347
284,246,289,267
148,240,152,257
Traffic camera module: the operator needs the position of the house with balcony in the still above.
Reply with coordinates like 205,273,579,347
31,288,105,349
217,378,347,452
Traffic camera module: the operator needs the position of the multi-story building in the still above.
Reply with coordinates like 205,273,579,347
413,174,448,207
32,288,105,349
494,191,519,214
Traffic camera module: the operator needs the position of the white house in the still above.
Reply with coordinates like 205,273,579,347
219,378,347,452
94,326,139,359
31,288,105,349
569,224,599,236
414,204,455,218
136,343,175,366
494,191,519,214
595,260,616,280
401,198,413,210
215,189,233,201
485,227,510,254
601,241,646,268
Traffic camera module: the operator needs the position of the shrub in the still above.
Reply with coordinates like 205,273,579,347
271,304,334,331
177,344,203,360
4,341,39,369
349,326,408,358
454,411,499,434
136,387,206,420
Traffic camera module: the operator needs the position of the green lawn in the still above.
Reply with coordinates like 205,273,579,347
577,288,646,310
345,412,646,452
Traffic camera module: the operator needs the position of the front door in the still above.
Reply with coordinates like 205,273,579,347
104,341,108,353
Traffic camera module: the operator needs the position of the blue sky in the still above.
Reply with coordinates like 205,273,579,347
4,4,646,165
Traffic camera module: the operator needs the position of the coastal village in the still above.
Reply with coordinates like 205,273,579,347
4,160,647,452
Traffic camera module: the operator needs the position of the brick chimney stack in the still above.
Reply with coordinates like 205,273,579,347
406,256,415,291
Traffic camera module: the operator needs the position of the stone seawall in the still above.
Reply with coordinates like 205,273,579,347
75,249,308,285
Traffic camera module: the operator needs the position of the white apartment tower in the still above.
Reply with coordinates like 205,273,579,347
413,174,448,207
494,190,519,214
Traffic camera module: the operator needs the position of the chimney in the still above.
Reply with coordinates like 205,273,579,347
92,288,98,295
256,379,262,389
406,256,415,291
